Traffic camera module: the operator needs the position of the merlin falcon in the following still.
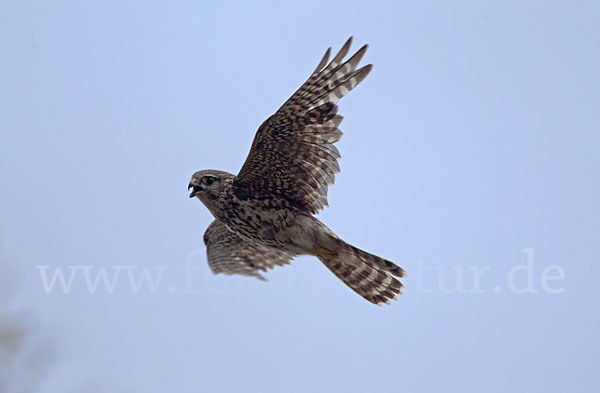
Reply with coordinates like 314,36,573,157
189,37,405,305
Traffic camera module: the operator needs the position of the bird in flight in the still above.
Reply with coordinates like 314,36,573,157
189,37,405,305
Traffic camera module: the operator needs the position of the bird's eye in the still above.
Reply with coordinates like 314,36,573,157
203,176,215,186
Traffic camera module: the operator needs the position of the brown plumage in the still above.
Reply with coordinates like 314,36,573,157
203,220,292,281
189,37,405,305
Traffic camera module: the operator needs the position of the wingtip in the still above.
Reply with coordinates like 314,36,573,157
313,47,332,74
333,37,354,64
361,63,374,78
351,64,373,85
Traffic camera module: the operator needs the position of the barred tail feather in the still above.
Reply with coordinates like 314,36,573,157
317,241,405,305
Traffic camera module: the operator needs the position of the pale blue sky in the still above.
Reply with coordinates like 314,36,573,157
1,1,599,392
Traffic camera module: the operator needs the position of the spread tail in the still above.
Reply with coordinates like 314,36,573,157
316,240,405,305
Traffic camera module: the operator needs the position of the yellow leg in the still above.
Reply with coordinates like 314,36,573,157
315,245,338,260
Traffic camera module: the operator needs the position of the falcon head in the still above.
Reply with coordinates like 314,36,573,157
188,170,233,200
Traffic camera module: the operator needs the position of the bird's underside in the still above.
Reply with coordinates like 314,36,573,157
189,37,405,305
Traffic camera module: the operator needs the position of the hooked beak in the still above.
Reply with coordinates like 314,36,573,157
188,182,203,198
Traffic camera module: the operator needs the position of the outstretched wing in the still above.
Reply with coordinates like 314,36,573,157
203,220,293,280
233,37,372,214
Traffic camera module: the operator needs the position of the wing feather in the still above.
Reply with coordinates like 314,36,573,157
233,37,372,214
203,220,293,280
